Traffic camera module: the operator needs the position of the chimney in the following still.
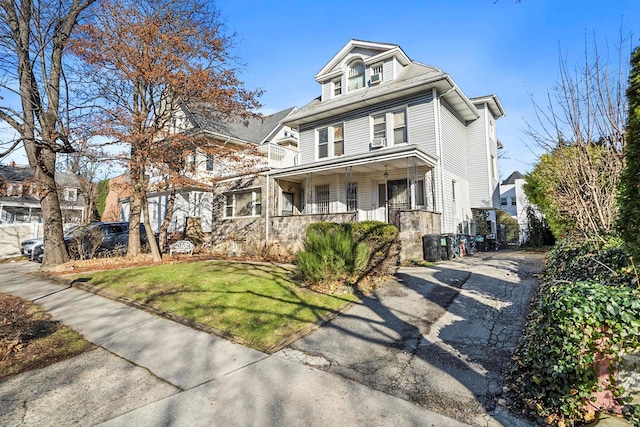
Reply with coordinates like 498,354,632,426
9,161,15,167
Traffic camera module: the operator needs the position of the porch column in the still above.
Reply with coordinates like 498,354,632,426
305,173,312,214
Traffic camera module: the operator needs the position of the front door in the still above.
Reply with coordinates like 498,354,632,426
387,179,409,228
282,192,294,216
373,183,387,222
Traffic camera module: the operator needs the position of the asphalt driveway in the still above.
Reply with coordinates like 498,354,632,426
277,251,545,427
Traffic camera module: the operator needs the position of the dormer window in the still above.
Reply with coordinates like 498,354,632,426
333,78,342,97
348,60,365,92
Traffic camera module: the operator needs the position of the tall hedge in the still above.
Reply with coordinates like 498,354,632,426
618,45,640,258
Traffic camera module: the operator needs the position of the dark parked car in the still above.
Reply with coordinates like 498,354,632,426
31,222,149,262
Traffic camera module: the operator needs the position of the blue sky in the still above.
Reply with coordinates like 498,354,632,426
213,0,640,177
2,0,639,179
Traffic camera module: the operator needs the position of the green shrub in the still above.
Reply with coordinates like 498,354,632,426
508,237,640,425
545,237,636,287
295,221,398,286
295,227,368,285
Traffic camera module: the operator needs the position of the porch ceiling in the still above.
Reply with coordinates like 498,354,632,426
269,144,437,182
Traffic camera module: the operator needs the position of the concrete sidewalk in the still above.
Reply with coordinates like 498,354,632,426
0,261,470,427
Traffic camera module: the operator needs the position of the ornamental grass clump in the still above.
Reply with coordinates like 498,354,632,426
295,226,368,285
294,221,399,288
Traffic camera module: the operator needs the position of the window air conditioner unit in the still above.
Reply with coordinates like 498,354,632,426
371,137,386,148
370,73,381,85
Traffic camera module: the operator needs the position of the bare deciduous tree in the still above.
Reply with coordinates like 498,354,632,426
0,0,96,266
523,34,631,239
71,0,262,260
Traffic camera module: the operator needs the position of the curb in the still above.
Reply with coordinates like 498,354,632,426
32,269,358,354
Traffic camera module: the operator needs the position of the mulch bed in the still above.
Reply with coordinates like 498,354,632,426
0,294,93,379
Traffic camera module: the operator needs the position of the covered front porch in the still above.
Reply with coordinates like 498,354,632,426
267,145,442,259
269,144,439,228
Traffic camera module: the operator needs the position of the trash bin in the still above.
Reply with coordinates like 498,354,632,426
475,235,485,252
422,234,440,262
440,235,452,260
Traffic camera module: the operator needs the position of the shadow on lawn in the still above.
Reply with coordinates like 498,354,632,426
70,260,356,352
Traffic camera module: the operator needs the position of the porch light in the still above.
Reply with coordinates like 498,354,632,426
384,165,388,178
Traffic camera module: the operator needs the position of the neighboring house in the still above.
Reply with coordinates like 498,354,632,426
0,162,88,224
102,173,131,222
116,107,299,236
500,171,531,244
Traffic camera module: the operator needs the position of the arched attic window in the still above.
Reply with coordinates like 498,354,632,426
348,60,365,92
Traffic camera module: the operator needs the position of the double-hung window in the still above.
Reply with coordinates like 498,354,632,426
334,124,344,156
333,79,342,97
318,128,329,159
372,109,408,145
317,123,344,159
373,114,386,140
205,154,214,171
224,189,262,217
393,111,407,144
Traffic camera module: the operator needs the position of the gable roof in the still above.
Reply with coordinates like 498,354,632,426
0,164,82,188
184,106,296,145
0,164,33,183
285,62,480,127
315,39,410,82
471,95,506,119
502,171,524,185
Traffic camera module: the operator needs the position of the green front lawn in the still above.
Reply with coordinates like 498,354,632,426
70,261,356,352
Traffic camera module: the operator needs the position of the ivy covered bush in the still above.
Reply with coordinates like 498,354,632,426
508,238,640,425
294,221,399,289
545,237,637,287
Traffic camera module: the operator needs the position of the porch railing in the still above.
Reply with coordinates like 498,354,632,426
258,144,299,169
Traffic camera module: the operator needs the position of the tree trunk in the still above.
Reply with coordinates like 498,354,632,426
141,193,162,261
38,151,70,267
159,188,176,253
127,158,144,256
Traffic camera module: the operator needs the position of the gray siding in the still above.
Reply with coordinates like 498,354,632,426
407,93,436,157
466,104,494,208
299,127,315,165
344,115,370,156
440,101,468,179
297,92,436,166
